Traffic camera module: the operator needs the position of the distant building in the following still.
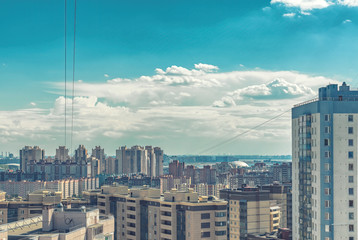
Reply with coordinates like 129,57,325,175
169,160,185,177
115,145,164,176
92,146,106,173
20,146,44,172
0,177,98,198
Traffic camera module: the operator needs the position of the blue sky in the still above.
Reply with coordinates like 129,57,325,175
1,0,358,156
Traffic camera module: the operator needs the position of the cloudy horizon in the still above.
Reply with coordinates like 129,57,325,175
1,0,357,156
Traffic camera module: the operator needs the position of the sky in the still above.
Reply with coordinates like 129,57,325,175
1,0,358,156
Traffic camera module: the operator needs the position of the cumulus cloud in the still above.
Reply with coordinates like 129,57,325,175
271,0,358,10
3,64,341,155
30,102,36,106
338,0,358,6
283,12,296,17
104,74,109,78
271,0,332,10
194,63,219,72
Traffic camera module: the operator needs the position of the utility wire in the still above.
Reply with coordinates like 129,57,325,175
71,0,77,155
64,0,67,148
198,109,291,155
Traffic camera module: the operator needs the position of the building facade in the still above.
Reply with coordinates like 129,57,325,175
292,83,358,240
87,185,227,240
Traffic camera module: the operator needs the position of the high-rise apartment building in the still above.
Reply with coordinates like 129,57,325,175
169,160,185,177
20,146,44,172
92,146,106,173
55,146,69,162
292,83,358,240
116,146,163,176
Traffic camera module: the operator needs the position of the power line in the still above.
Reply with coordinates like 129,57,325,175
71,0,77,155
64,0,67,148
197,109,291,155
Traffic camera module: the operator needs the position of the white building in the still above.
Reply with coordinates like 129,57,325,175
292,83,358,240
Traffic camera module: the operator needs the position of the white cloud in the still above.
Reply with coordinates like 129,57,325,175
194,63,219,72
271,0,332,10
30,102,36,106
2,64,342,155
283,12,296,17
343,19,352,23
272,0,358,10
104,74,109,78
338,0,358,6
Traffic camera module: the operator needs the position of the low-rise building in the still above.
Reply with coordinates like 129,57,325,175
85,184,228,240
0,205,114,240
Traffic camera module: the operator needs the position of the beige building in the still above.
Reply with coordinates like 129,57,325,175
0,205,114,240
220,187,283,240
269,206,281,232
85,184,228,240
0,190,62,224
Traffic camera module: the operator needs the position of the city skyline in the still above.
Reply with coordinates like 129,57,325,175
1,1,358,156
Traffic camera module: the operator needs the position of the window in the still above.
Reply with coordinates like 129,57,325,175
325,200,331,208
349,237,354,240
29,210,42,214
324,139,330,146
325,212,330,220
325,114,330,121
201,222,210,228
325,163,330,171
349,200,354,207
349,212,354,220
349,225,354,232
349,164,354,171
201,232,210,238
349,139,354,146
325,176,331,183
349,115,354,122
325,188,331,195
325,126,330,133
215,231,226,236
201,213,210,219
325,225,330,232
325,151,331,158
215,212,226,217
349,176,354,183
349,151,354,158
349,188,354,195
349,127,354,134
